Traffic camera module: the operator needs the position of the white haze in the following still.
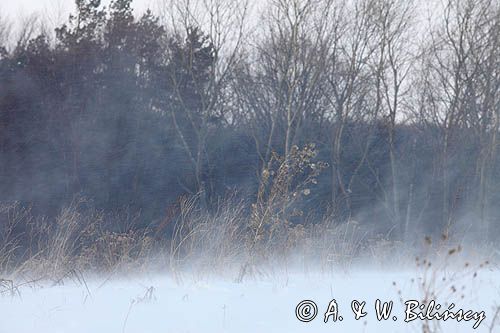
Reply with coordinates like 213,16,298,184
0,0,154,17
0,268,499,333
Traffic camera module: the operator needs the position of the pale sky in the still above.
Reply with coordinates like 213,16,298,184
0,0,162,45
1,0,261,50
1,0,156,20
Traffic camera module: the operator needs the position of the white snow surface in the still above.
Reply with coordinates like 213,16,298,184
0,268,499,333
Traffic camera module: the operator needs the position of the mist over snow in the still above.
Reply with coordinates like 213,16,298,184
1,0,500,332
0,268,499,333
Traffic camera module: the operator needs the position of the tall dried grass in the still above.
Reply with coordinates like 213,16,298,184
0,146,497,287
0,197,157,282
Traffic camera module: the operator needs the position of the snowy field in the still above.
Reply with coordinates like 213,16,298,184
1,267,499,333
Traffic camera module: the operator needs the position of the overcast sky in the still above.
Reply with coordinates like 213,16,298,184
1,0,156,20
0,0,164,44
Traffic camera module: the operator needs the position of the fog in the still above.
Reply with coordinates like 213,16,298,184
1,267,499,333
1,0,153,17
0,0,499,331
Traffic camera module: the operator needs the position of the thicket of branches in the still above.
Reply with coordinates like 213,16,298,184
0,0,499,244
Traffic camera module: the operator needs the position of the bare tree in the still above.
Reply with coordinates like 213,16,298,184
324,0,379,217
372,0,416,236
234,0,335,173
419,0,500,235
159,0,249,199
13,14,40,51
0,11,12,50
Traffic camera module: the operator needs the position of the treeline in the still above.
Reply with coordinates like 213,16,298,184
0,0,499,240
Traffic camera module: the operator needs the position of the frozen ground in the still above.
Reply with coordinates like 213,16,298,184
0,266,499,333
